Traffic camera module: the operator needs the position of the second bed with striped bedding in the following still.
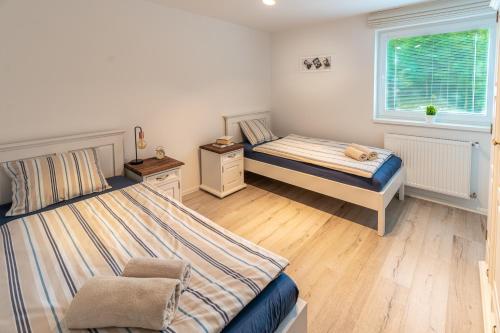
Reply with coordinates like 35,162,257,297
254,134,393,178
0,182,289,333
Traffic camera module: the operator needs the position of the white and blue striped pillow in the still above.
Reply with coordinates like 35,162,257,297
239,119,277,145
58,148,110,201
3,148,110,216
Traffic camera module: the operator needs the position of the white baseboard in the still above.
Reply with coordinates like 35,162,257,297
182,186,200,196
183,182,487,216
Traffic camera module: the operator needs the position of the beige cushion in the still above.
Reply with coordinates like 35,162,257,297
3,148,110,216
239,119,277,145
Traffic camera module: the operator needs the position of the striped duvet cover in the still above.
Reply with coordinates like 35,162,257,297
254,134,393,178
0,183,288,333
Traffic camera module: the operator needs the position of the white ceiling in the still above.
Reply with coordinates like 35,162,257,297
150,0,434,32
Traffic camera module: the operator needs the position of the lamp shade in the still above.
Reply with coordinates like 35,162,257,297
130,126,146,165
137,129,147,149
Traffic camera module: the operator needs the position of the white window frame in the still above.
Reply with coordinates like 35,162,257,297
373,17,496,129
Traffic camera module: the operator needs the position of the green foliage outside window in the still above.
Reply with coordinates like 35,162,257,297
386,29,489,114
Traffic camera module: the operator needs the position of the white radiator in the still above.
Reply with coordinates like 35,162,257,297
384,133,473,199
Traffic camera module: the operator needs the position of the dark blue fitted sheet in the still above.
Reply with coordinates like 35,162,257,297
223,273,299,333
0,175,299,332
244,142,402,192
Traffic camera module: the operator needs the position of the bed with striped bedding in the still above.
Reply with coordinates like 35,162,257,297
0,182,288,333
254,134,393,178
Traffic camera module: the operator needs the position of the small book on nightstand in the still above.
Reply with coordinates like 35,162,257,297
215,136,233,145
212,143,235,148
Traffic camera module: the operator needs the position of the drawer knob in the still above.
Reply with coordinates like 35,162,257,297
227,154,236,158
156,174,170,181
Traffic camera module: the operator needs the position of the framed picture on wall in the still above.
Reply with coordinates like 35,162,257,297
300,55,332,72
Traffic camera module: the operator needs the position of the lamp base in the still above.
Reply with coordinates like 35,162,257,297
129,159,144,165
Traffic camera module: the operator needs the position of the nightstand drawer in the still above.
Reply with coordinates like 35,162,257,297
125,156,184,202
145,169,179,186
222,150,243,164
156,181,180,201
222,159,243,187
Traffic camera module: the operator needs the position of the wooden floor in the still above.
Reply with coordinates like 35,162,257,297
184,173,487,333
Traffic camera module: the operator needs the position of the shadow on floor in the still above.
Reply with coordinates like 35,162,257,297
245,171,406,234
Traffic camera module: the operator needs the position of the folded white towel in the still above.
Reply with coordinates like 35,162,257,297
65,276,181,330
123,257,192,292
351,143,378,161
344,146,368,161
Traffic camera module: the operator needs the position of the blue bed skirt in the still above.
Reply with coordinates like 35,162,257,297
244,142,402,192
0,176,299,332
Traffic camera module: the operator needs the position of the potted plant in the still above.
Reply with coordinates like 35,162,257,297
425,105,437,123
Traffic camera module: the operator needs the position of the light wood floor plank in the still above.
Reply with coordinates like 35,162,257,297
183,174,486,333
400,204,455,333
445,235,484,333
352,277,410,333
380,199,432,288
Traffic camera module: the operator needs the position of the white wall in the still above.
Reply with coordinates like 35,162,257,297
271,14,491,213
0,0,271,193
0,1,490,213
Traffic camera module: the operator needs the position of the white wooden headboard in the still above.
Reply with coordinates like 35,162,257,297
223,111,272,143
0,130,125,205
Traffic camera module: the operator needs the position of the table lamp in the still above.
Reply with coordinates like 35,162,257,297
130,126,147,165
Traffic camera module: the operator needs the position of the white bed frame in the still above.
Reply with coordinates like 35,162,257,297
224,111,406,236
0,129,308,333
0,130,125,205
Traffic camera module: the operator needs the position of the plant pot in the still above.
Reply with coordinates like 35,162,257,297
425,115,435,124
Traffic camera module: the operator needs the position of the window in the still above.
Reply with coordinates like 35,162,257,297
374,18,496,128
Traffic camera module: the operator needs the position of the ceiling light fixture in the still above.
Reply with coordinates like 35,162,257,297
262,0,276,6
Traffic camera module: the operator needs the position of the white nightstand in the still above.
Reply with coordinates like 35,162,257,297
125,157,184,202
199,143,246,198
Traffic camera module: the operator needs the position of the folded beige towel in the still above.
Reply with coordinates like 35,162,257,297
123,257,192,292
344,146,368,161
351,143,378,161
65,276,181,330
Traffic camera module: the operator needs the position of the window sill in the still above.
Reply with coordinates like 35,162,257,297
373,118,491,133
